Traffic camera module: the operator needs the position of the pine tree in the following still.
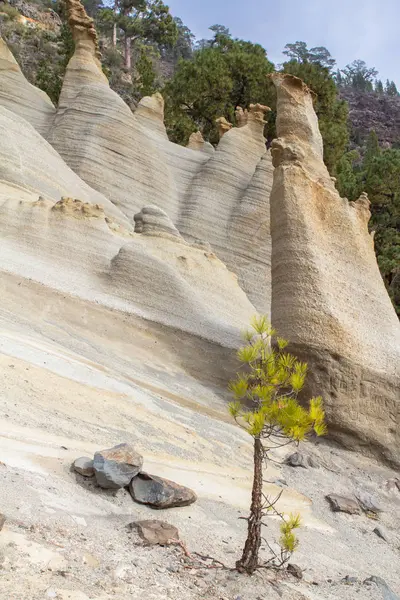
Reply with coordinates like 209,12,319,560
164,31,275,144
385,80,399,96
341,60,378,91
375,79,384,94
364,130,380,165
229,316,326,574
98,0,177,70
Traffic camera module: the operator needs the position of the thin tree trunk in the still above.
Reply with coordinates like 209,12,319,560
236,437,263,574
124,34,131,70
112,0,117,46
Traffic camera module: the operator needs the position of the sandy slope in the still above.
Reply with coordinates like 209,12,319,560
0,272,399,600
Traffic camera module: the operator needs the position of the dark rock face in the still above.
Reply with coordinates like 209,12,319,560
130,520,179,545
93,443,143,489
340,87,400,147
0,513,5,531
326,494,361,515
129,472,197,509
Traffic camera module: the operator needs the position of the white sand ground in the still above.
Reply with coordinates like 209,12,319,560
0,272,399,600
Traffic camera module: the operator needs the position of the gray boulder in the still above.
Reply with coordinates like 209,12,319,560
73,457,95,477
364,576,400,600
130,520,179,545
93,443,143,489
326,494,361,515
129,472,197,508
286,452,307,468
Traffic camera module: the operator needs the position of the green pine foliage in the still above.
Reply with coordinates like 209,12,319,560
335,131,400,316
35,22,75,103
230,316,326,572
163,29,275,145
229,315,326,442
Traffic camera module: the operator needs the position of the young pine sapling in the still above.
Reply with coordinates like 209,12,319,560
229,316,326,574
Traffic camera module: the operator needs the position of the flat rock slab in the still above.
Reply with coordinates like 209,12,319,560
130,520,179,545
73,457,94,477
129,472,197,508
326,494,361,515
93,443,143,489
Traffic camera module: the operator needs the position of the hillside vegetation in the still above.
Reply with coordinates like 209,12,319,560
0,0,398,314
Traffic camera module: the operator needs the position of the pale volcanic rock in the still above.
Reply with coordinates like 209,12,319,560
178,103,273,314
227,151,273,314
270,73,400,465
134,205,185,242
0,37,56,136
187,131,215,155
0,106,128,226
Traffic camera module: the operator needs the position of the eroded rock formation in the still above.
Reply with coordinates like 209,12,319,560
0,0,398,465
270,73,400,465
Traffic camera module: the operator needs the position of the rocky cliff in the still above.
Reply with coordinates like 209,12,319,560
340,86,400,147
270,73,400,465
0,0,398,468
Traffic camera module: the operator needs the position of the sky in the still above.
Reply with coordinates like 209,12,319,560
166,0,399,86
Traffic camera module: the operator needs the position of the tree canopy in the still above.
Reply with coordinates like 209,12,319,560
164,28,275,145
336,131,400,315
340,60,378,91
283,41,336,70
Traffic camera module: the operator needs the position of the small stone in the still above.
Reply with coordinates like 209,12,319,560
73,457,94,477
287,563,303,579
166,565,179,573
46,590,57,598
356,491,383,514
93,443,143,489
326,494,361,515
0,514,5,531
130,520,179,545
286,452,307,468
342,575,358,584
274,478,288,487
83,553,100,568
307,455,319,468
129,472,196,508
385,478,400,493
373,526,388,542
71,516,87,527
156,566,166,573
113,563,134,582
